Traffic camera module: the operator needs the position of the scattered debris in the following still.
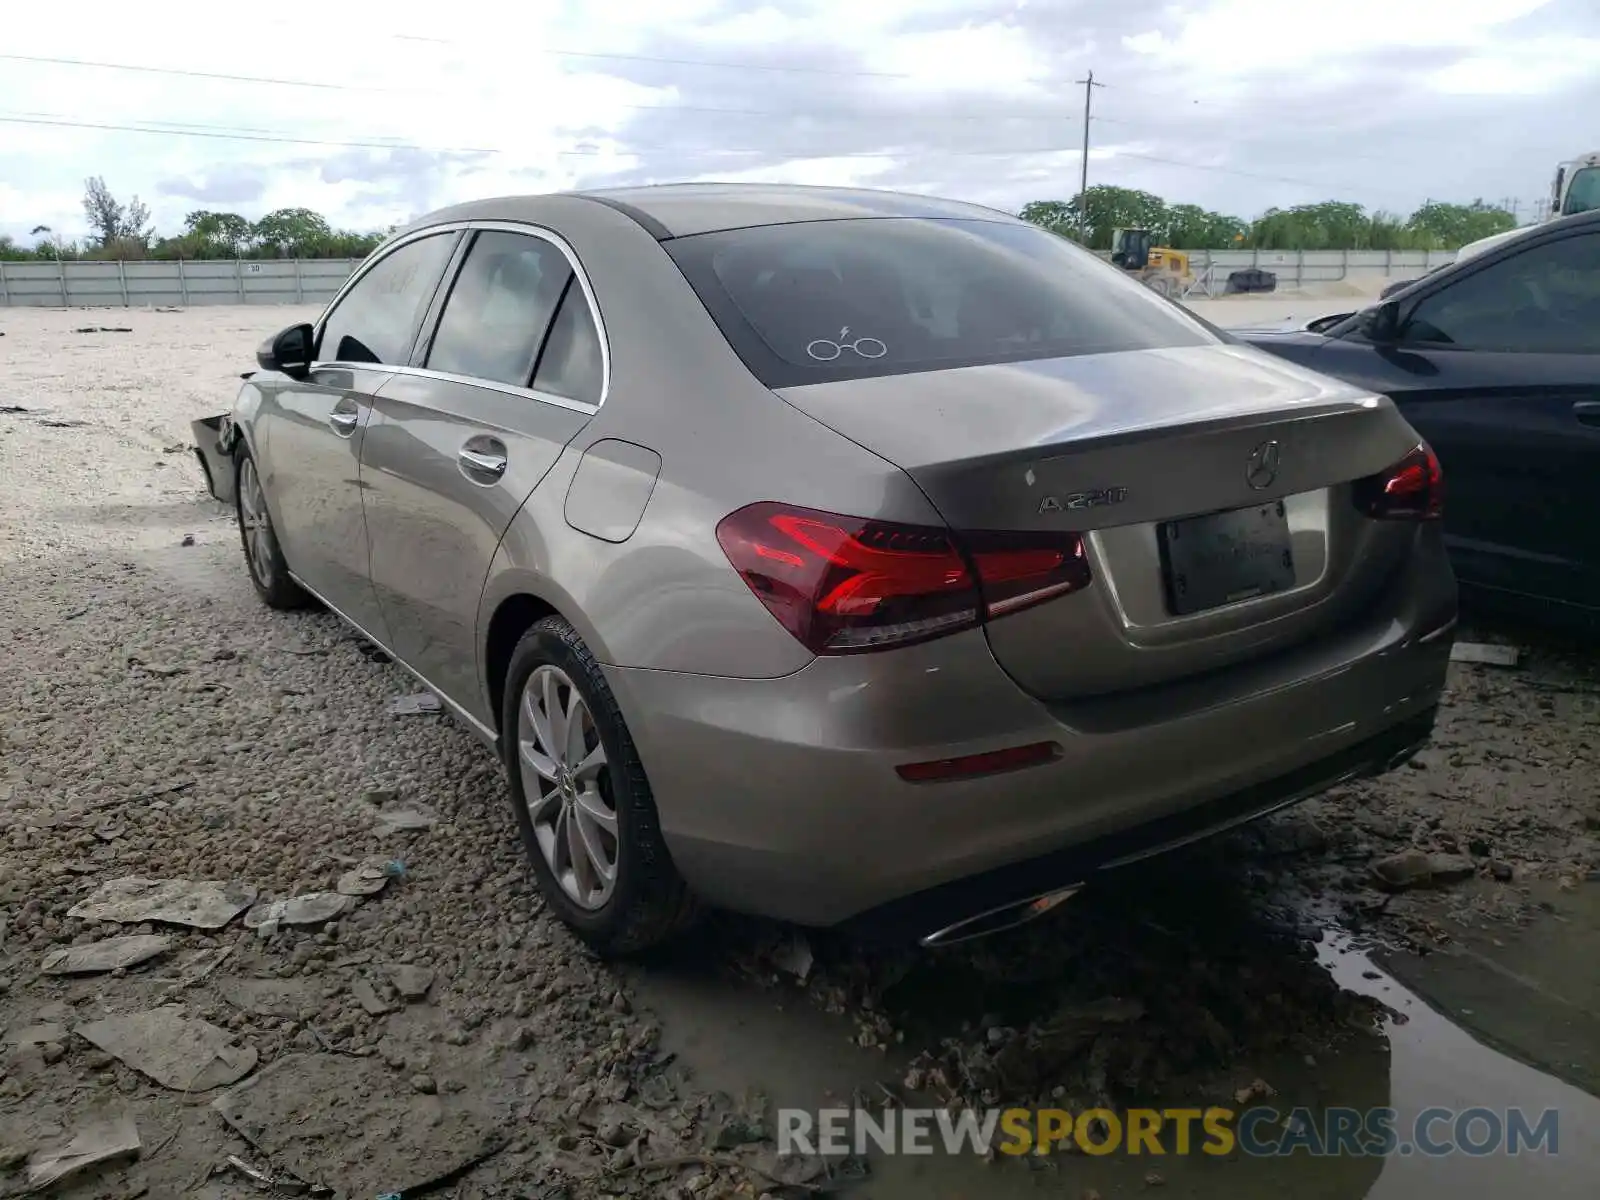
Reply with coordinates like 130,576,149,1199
1450,641,1520,667
1232,1078,1275,1105
25,1118,141,1192
772,931,815,982
386,963,436,1002
37,418,91,428
72,325,134,334
336,857,406,897
218,978,311,1019
68,877,258,929
386,691,442,716
181,533,195,547
42,934,173,976
212,1053,503,1197
242,892,352,935
76,1008,258,1092
0,404,29,414
1371,850,1479,891
5,1022,69,1047
349,978,395,1016
372,801,440,835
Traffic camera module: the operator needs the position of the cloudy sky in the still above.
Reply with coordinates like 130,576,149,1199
3,0,1597,246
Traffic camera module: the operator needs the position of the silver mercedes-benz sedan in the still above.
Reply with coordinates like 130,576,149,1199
198,183,1456,954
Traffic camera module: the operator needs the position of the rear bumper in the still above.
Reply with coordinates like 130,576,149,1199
607,532,1456,934
191,414,238,505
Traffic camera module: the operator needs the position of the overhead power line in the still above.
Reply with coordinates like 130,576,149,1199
0,50,1087,124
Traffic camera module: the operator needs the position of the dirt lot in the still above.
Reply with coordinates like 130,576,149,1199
1,304,1597,1200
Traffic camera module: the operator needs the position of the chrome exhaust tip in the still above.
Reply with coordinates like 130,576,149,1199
919,885,1082,948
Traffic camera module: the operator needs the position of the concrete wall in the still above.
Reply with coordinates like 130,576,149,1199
0,258,362,308
0,247,1463,307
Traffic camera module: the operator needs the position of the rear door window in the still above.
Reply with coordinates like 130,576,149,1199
664,217,1216,387
426,230,574,387
318,232,456,365
531,282,605,405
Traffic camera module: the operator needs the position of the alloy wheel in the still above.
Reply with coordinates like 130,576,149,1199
517,664,618,909
238,457,275,584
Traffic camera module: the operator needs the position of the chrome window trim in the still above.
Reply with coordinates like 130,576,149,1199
310,218,612,413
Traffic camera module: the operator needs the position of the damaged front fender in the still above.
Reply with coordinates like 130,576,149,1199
192,412,240,507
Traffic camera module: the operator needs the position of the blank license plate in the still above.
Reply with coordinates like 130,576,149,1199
1159,501,1295,616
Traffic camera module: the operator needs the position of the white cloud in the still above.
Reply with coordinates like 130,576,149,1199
1,0,1597,248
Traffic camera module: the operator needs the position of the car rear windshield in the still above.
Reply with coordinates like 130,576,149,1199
664,217,1217,387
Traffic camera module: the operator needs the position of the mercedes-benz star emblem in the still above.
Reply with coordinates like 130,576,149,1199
1245,440,1281,491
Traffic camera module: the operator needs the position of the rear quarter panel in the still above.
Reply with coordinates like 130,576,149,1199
476,197,940,684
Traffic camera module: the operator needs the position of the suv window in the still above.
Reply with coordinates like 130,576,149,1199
663,217,1215,387
531,282,604,405
427,231,574,387
319,233,455,365
1403,232,1600,354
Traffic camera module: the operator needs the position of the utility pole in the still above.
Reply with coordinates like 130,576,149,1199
1076,70,1105,242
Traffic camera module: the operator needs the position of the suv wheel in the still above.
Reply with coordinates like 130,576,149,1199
500,615,697,954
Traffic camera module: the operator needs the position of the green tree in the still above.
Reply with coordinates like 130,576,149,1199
253,207,334,256
1407,200,1517,248
184,210,254,256
81,176,152,248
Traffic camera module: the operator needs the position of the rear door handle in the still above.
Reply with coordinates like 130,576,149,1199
458,445,508,481
1573,401,1600,427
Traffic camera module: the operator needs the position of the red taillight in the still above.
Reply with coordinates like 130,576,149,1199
715,502,1092,655
896,741,1062,783
1353,443,1443,521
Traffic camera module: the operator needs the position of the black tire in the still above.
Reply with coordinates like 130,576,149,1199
234,444,312,611
500,615,698,955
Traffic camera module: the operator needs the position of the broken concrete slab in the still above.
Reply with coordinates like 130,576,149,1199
5,1022,68,1047
336,857,404,897
372,803,440,835
217,978,310,1019
1450,641,1521,667
26,1117,141,1191
42,934,173,976
386,691,442,716
242,891,351,933
386,963,436,1002
67,877,258,929
348,978,394,1017
76,1007,258,1092
1372,850,1480,891
211,1053,502,1198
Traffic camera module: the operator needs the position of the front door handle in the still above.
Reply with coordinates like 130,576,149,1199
458,446,508,480
328,409,360,436
1573,401,1600,427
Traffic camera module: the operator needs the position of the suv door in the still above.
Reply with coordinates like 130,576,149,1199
1374,229,1600,610
361,225,606,725
256,230,459,638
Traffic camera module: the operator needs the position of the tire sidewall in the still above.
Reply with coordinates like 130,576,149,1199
234,447,279,600
499,621,652,940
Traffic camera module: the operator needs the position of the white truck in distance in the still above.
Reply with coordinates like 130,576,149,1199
1454,151,1600,263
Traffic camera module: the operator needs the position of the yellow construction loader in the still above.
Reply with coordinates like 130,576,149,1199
1110,228,1194,299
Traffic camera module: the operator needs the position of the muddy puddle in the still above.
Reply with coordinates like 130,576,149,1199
632,859,1600,1200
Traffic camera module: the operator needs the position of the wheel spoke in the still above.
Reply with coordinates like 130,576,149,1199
526,783,562,822
541,670,567,762
563,692,590,769
565,803,594,895
519,736,559,783
523,681,557,760
573,787,617,837
572,741,607,784
573,804,616,883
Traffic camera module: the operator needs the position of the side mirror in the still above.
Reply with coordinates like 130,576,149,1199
1358,301,1401,344
256,323,314,377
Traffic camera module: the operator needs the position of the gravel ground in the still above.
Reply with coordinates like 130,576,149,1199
1,304,1595,1199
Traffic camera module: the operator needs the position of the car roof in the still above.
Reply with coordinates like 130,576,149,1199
407,183,1025,241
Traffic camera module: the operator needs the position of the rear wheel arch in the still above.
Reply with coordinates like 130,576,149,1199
484,592,560,734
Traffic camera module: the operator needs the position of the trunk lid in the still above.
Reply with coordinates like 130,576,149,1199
775,343,1426,699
